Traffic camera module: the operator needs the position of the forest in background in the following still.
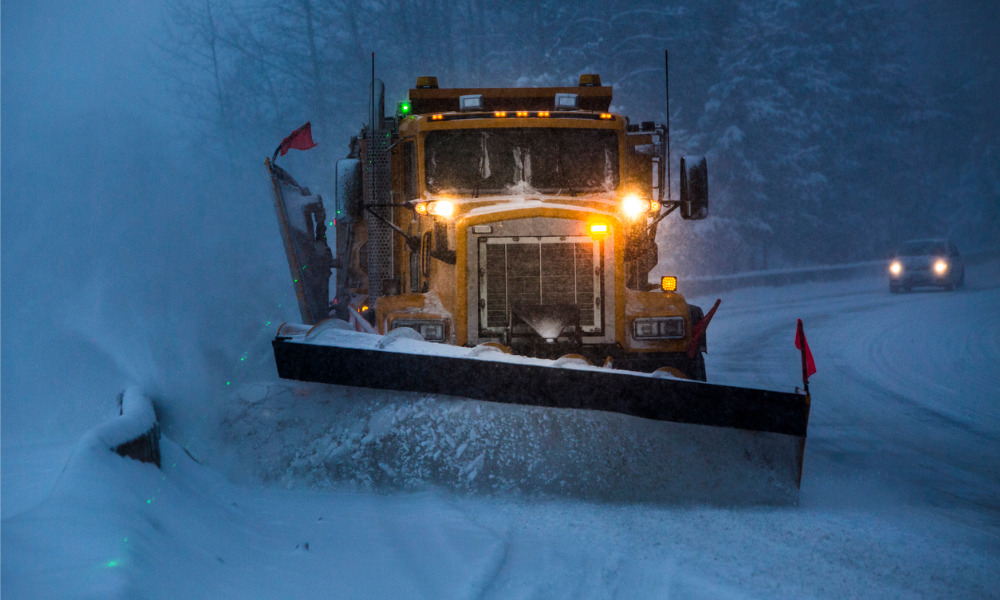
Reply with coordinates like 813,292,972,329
162,0,999,275
1,0,998,443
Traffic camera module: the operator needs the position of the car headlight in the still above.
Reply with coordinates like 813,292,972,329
889,261,902,275
632,317,685,340
934,259,948,275
390,319,447,342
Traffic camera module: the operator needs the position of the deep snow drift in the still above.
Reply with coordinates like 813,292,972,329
3,260,999,599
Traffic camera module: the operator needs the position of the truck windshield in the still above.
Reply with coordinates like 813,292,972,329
424,128,619,195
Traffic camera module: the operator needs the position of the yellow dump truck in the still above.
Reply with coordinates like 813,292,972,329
266,72,810,499
324,74,710,377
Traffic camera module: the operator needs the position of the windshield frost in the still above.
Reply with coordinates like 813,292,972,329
424,128,619,195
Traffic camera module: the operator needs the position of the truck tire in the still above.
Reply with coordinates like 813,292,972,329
688,352,707,382
687,305,708,381
689,305,706,354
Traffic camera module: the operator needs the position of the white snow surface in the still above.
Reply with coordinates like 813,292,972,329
4,262,1000,598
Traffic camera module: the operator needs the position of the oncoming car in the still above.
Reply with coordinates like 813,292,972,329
889,239,965,293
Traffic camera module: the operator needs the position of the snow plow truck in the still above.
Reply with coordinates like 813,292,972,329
265,70,811,501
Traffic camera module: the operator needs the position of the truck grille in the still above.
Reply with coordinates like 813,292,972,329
479,237,602,332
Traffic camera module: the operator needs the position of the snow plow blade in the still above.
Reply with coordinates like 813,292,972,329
273,337,808,437
271,325,810,500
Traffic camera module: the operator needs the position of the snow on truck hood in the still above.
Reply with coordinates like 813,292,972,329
277,320,683,378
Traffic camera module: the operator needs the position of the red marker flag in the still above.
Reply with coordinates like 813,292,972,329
795,319,817,388
687,298,722,358
275,122,317,159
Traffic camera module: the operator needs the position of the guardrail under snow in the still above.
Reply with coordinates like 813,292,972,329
93,387,161,467
682,247,1000,297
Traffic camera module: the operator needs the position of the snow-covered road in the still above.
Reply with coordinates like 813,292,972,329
705,262,1000,521
3,261,999,598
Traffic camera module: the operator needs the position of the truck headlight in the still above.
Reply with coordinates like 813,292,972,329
415,201,455,218
632,317,685,340
622,194,650,219
390,319,447,342
934,259,948,275
889,261,902,276
428,200,454,218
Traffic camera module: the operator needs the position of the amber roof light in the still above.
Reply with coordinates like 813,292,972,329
416,76,439,89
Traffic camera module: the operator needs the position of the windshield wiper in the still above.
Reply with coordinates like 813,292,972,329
555,141,577,197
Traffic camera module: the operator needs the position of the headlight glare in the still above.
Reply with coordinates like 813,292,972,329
428,200,454,218
622,194,650,219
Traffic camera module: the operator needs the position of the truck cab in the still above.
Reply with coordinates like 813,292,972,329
334,75,709,378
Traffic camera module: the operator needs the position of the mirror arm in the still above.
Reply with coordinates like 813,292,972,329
648,203,678,234
363,205,421,251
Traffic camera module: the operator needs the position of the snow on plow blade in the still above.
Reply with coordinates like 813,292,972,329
271,325,810,502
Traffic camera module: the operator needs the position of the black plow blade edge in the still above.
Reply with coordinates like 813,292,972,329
273,339,809,438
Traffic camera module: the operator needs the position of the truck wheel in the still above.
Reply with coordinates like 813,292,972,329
688,305,706,354
689,352,707,382
653,355,705,381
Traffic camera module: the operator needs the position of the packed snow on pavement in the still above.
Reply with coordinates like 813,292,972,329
3,260,999,599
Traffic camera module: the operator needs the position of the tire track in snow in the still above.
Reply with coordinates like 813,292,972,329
695,264,1000,515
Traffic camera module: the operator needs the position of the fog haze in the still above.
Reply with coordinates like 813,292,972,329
3,0,998,441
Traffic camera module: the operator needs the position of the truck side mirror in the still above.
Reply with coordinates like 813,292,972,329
680,155,708,220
